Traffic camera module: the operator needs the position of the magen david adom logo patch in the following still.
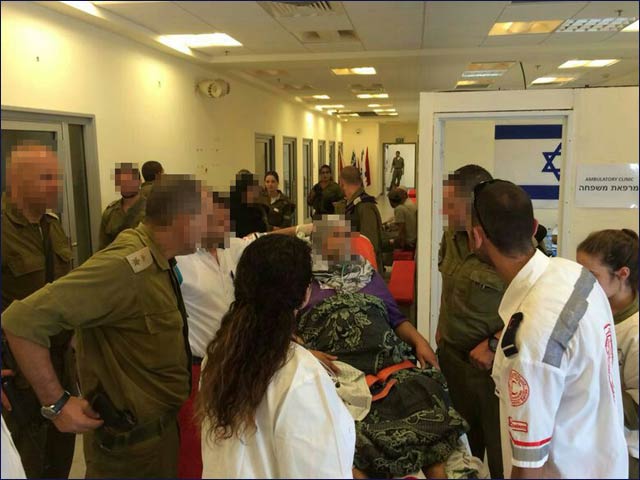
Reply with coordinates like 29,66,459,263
509,369,530,407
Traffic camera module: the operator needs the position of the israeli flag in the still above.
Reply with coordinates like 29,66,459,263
494,124,562,209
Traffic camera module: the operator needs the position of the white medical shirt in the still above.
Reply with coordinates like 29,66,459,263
1,416,26,479
492,250,628,479
176,237,251,358
201,343,356,478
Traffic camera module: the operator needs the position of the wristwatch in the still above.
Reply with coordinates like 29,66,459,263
488,336,499,353
40,391,71,420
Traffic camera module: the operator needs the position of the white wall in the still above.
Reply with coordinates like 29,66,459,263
1,1,341,225
418,88,639,342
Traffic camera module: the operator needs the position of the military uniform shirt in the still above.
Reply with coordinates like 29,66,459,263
1,224,190,423
438,229,505,352
98,195,146,250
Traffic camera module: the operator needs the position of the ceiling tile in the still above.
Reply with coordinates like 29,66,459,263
99,2,214,34
542,31,617,45
574,1,638,19
498,2,587,22
482,33,551,46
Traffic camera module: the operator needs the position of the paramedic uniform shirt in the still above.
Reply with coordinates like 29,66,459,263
492,250,627,479
176,237,250,358
201,343,356,478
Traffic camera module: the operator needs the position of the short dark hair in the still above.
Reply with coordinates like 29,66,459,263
388,188,407,208
450,164,493,196
114,162,139,177
472,180,535,256
144,174,204,226
339,165,362,186
264,171,279,183
578,229,639,293
141,161,164,182
319,164,331,174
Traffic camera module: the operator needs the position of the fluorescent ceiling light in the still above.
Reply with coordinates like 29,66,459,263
61,1,101,16
331,67,377,75
461,70,506,78
532,76,575,85
558,17,637,33
312,94,330,99
622,20,639,32
158,36,192,55
558,59,620,68
337,113,360,117
356,93,389,99
158,33,242,52
367,103,392,108
456,80,487,86
489,20,562,36
377,112,398,116
315,104,344,109
373,108,396,112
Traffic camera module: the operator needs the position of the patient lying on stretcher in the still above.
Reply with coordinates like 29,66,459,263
296,215,485,479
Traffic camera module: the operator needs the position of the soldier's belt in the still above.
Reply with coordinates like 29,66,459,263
96,410,176,452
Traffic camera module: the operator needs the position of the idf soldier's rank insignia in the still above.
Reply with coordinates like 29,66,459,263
126,247,153,273
502,312,524,358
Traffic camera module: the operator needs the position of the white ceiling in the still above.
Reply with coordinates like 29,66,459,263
44,1,639,122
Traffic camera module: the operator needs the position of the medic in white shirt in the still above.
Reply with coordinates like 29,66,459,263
468,179,627,479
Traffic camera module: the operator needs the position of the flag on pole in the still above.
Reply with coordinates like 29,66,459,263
338,145,344,173
360,149,366,185
364,147,371,186
351,151,357,166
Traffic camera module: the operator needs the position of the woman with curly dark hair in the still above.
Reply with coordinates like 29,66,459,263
197,235,355,478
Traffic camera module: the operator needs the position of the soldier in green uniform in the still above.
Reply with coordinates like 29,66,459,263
339,165,384,270
436,164,505,478
140,160,164,198
1,142,76,478
98,162,146,249
2,174,213,478
308,164,344,218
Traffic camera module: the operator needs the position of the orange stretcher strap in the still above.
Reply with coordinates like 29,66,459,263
365,359,417,401
371,379,397,402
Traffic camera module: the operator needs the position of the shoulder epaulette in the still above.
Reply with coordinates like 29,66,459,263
125,246,153,273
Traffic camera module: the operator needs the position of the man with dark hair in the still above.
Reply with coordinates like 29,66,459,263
388,151,404,190
99,163,146,249
471,180,627,478
387,188,417,250
1,142,76,478
140,160,164,198
339,166,383,270
436,164,505,478
1,174,213,478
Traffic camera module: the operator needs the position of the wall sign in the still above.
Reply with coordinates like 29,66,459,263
575,164,639,208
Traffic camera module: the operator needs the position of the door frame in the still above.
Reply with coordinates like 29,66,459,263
417,90,576,343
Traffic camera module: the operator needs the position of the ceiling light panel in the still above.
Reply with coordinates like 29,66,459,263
558,59,620,69
622,20,639,32
332,67,377,75
315,104,345,109
489,20,562,36
461,70,507,78
312,94,331,99
557,17,637,33
356,93,389,99
158,33,242,52
531,76,575,85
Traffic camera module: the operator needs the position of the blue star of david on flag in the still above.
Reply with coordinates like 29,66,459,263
542,143,562,181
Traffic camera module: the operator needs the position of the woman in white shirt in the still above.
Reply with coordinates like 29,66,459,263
577,228,639,479
198,234,355,479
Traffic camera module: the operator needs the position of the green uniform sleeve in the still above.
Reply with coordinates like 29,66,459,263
98,210,110,250
358,204,382,249
1,252,138,348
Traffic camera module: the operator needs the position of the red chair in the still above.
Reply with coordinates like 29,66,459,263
388,260,416,305
393,249,415,261
351,233,378,271
407,188,417,203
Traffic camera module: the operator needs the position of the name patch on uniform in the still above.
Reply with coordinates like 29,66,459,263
126,247,153,273
508,416,529,433
509,369,530,407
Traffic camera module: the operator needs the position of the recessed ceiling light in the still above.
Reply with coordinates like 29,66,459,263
461,70,507,78
558,17,637,33
377,112,398,116
331,67,377,76
489,20,562,36
158,33,242,51
373,108,396,112
61,1,101,16
456,80,485,86
356,93,389,99
532,76,575,85
558,59,620,68
315,104,345,109
622,20,639,32
311,94,331,99
338,113,360,117
367,103,392,108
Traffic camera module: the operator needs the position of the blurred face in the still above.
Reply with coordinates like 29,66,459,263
264,175,278,195
180,189,214,254
203,200,231,249
243,184,261,204
319,168,331,182
115,169,141,197
576,251,621,299
10,145,62,212
323,225,352,263
442,184,469,229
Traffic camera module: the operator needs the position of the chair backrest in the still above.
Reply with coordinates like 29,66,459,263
351,233,378,270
